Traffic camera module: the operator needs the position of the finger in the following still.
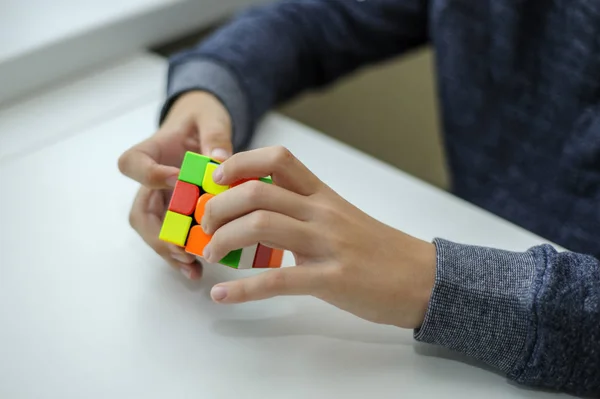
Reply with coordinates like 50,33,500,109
118,137,181,189
197,115,233,162
204,210,315,263
129,187,202,280
166,247,203,281
148,191,199,267
202,180,311,235
213,146,322,196
210,267,323,303
143,188,201,271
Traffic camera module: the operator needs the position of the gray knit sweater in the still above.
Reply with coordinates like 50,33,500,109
159,1,600,396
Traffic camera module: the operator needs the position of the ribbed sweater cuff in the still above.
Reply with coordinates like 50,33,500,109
415,238,536,374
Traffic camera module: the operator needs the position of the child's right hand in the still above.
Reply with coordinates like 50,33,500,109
200,146,436,329
118,91,234,280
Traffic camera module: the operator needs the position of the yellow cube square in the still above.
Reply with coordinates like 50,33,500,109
202,163,229,195
159,211,192,247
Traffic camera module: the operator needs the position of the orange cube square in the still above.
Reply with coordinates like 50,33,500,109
185,225,212,257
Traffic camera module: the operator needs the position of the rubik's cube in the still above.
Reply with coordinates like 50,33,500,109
158,151,284,269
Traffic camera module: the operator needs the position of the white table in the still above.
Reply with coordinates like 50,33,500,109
0,54,568,398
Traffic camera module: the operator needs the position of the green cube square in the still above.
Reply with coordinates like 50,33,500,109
179,152,210,187
259,176,273,184
220,249,242,268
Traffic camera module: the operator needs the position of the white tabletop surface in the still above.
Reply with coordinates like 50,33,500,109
1,0,170,61
0,53,166,163
0,54,568,398
0,0,273,105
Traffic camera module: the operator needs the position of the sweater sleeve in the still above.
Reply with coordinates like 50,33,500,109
159,0,429,152
415,238,600,397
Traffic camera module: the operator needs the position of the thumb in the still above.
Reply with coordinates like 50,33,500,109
210,267,319,304
197,116,233,162
118,137,181,189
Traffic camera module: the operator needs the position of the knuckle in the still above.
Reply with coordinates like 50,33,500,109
144,164,162,187
221,152,239,172
314,202,334,218
244,180,266,201
272,145,294,165
313,201,339,225
117,151,131,174
250,210,271,232
329,228,351,254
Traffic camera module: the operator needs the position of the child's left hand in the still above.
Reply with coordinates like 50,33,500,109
201,146,436,329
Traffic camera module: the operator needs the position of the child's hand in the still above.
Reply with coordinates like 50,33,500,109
202,146,437,329
118,91,233,280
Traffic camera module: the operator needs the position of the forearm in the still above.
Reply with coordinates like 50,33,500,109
160,0,428,151
416,238,600,397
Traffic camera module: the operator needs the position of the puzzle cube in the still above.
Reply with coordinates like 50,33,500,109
158,151,284,269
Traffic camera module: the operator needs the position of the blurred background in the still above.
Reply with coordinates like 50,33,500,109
1,0,448,189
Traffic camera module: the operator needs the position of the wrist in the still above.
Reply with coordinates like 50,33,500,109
163,91,213,123
411,238,437,328
391,230,436,329
173,90,218,108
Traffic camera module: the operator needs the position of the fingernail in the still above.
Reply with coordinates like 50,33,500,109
166,175,178,187
212,165,223,183
180,266,193,280
211,148,230,162
211,286,228,301
172,252,193,264
203,245,212,262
